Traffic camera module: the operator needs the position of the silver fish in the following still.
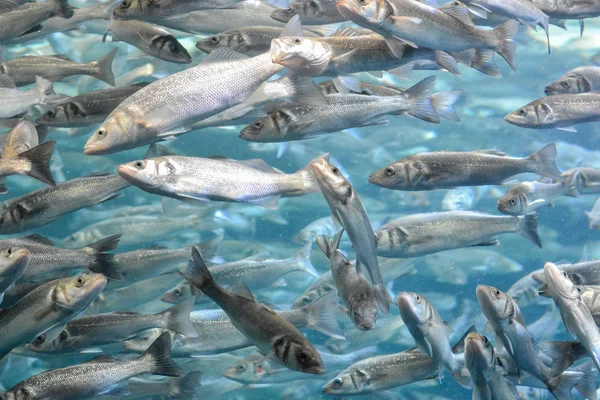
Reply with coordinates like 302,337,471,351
196,26,289,56
0,0,73,41
498,179,570,215
369,144,562,190
113,0,244,18
0,248,30,304
0,75,69,119
562,167,600,196
271,0,346,24
545,66,600,95
116,371,202,399
375,211,542,258
0,140,55,188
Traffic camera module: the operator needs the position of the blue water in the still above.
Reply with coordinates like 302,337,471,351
0,1,600,399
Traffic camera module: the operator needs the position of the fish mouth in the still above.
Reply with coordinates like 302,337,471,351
336,0,359,16
116,164,138,182
304,365,325,374
543,262,571,297
83,140,105,155
503,113,519,126
367,174,381,186
310,158,329,179
270,39,287,64
544,86,555,95
356,321,375,331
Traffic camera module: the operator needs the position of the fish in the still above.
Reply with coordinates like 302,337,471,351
270,0,346,24
0,140,56,188
113,0,245,19
117,154,327,210
103,18,191,64
505,93,600,132
0,173,130,234
396,292,471,388
84,49,285,154
0,282,40,309
369,144,563,190
116,371,202,399
311,157,395,314
534,260,600,289
0,120,40,159
497,178,571,215
316,230,378,330
180,246,324,374
294,216,336,243
36,83,149,128
375,211,542,258
0,233,121,283
1,332,183,399
0,75,69,118
196,27,290,56
0,272,106,360
545,66,600,95
0,49,117,86
27,298,198,354
0,0,73,42
464,332,517,400
0,248,30,304
562,167,600,196
528,0,600,23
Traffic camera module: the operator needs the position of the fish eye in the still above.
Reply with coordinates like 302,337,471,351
510,198,516,205
453,1,459,4
384,166,394,176
294,38,301,44
135,161,145,169
121,0,129,7
333,377,343,386
563,271,568,278
302,296,311,304
359,0,366,4
76,277,85,287
518,109,526,116
255,364,263,373
174,288,182,296
253,121,263,129
236,364,246,372
33,334,46,345
6,248,11,255
210,36,219,44
59,330,69,340
332,167,339,175
415,295,420,302
561,81,569,88
495,290,500,296
97,129,105,137
483,336,488,343
169,43,178,52
353,310,358,317
577,286,583,293
46,110,55,118
297,351,308,363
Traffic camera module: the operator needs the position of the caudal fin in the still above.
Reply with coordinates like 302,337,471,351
139,331,184,377
548,371,583,400
159,298,199,338
572,361,598,400
91,48,117,86
36,76,70,106
471,49,502,77
374,283,394,314
173,371,203,395
517,214,542,248
180,246,215,291
304,291,345,339
316,229,344,260
53,0,74,18
194,236,222,261
539,340,588,376
492,19,520,71
431,90,462,122
403,76,439,123
527,143,563,181
294,242,319,277
297,153,330,193
19,140,56,186
82,234,122,280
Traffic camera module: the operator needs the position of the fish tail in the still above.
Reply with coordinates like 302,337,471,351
403,76,439,123
36,76,71,106
574,361,598,400
492,19,519,71
53,0,74,18
304,291,345,339
315,229,344,259
159,298,199,338
297,153,330,193
180,246,215,291
81,234,123,280
527,143,563,181
434,51,460,76
374,283,394,314
548,371,583,400
194,236,223,260
173,371,203,395
450,363,473,389
19,140,56,186
431,90,463,122
295,241,319,277
139,331,184,377
90,48,117,86
517,213,542,248
471,49,501,78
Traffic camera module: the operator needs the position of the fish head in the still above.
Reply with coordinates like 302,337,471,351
222,359,257,383
497,191,526,215
196,33,228,54
464,332,495,372
54,273,107,311
271,37,332,76
348,290,378,330
0,248,30,279
117,157,176,190
85,111,138,155
544,261,580,301
323,368,371,394
311,158,352,203
336,0,391,26
504,102,546,128
476,285,516,322
396,292,432,327
161,283,194,304
0,203,28,234
370,160,425,189
545,74,589,95
151,35,192,64
270,7,297,23
240,114,287,142
36,104,67,125
28,329,76,353
274,336,324,374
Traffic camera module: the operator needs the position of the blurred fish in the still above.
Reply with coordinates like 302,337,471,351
545,66,600,95
0,248,30,304
271,0,346,24
0,120,39,159
113,0,244,18
497,178,571,216
113,371,202,399
197,27,290,56
586,198,600,229
294,216,335,243
562,167,600,196
0,0,74,42
0,75,69,118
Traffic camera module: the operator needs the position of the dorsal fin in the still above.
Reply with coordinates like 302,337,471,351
452,325,477,354
281,14,303,37
201,48,248,64
332,26,361,37
229,281,255,301
22,233,55,246
440,1,475,26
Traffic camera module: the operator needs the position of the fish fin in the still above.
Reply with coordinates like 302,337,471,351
390,16,422,28
579,19,584,37
434,51,460,76
471,239,499,246
471,49,501,77
97,192,124,205
139,332,184,377
431,90,462,122
449,49,475,66
145,143,177,158
472,385,491,400
176,371,203,395
361,118,388,127
573,361,598,400
388,62,415,80
22,233,55,246
84,354,117,363
304,291,345,339
440,1,475,26
556,125,578,132
367,70,384,78
248,196,280,210
548,372,584,400
297,152,330,194
0,74,16,89
276,143,288,158
91,48,117,86
294,241,319,277
527,144,563,182
54,0,74,18
195,236,222,261
467,4,488,19
288,74,328,106
79,348,106,354
492,20,519,71
201,48,248,64
229,281,256,301
485,321,494,334
374,283,394,314
281,14,303,37
331,25,362,37
237,158,279,173
82,234,122,280
539,341,584,376
17,140,56,186
452,325,477,354
180,245,215,291
33,305,55,321
315,229,344,258
331,210,343,231
160,298,199,338
403,76,439,123
384,37,407,58
332,75,361,94
517,213,542,248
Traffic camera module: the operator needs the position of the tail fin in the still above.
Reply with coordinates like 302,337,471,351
539,340,588,376
294,242,319,277
91,48,117,86
36,76,70,106
296,153,330,193
548,372,583,400
81,234,122,280
572,361,598,400
492,19,519,71
517,214,542,248
54,0,74,18
173,371,203,395
434,51,460,76
139,331,184,377
180,246,215,291
19,140,56,186
431,90,462,122
303,291,345,339
527,143,563,181
158,298,199,338
195,236,222,261
316,229,344,260
471,49,501,77
403,76,439,123
289,74,328,106
374,283,394,314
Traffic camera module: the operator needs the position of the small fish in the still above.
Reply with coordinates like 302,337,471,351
369,144,562,190
562,167,600,196
375,211,542,258
0,248,30,304
498,178,571,215
0,140,56,188
0,272,106,360
545,66,600,95
118,371,202,399
2,332,183,399
311,157,394,314
0,120,40,159
271,0,346,24
0,0,73,41
103,18,191,64
294,216,336,243
113,0,244,19
0,49,117,86
505,93,600,132
0,75,69,119
196,26,288,56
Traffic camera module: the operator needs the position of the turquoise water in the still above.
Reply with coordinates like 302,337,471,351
0,1,599,398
